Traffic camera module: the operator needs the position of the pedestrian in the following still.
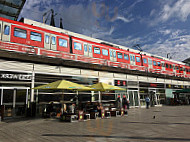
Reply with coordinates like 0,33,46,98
116,95,122,109
145,96,150,109
122,95,129,110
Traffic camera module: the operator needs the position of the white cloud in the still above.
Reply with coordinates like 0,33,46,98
116,16,134,23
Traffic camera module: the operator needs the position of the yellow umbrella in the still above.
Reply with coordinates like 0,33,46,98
89,82,125,102
34,79,93,91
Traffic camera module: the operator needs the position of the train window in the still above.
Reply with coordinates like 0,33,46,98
169,64,172,69
153,61,157,66
113,51,116,58
117,52,123,59
30,32,41,42
157,62,161,66
148,58,152,65
14,28,27,39
45,35,50,44
176,66,179,70
136,57,140,62
51,36,56,45
173,65,175,70
133,56,135,61
102,49,108,56
184,68,185,71
143,58,147,64
89,45,92,53
180,67,183,71
84,44,87,52
59,38,67,47
166,63,168,68
94,47,100,54
74,42,82,50
124,54,129,60
4,25,10,35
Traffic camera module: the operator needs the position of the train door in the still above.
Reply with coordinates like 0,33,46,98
50,34,57,50
161,61,165,72
109,49,117,62
130,54,135,65
173,65,176,75
84,43,93,57
0,20,2,40
44,33,51,50
148,58,153,70
2,22,11,42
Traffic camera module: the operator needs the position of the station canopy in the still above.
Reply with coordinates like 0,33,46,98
0,0,26,21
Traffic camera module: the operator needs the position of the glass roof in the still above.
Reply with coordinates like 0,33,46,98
0,0,26,21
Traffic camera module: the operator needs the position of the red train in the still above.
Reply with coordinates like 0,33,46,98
0,17,190,78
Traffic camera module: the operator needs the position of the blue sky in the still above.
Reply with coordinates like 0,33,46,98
19,0,190,61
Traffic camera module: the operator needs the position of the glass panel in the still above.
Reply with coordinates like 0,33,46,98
136,57,140,62
133,56,135,61
51,36,56,45
3,89,13,117
84,44,87,52
30,31,42,41
89,45,92,53
14,28,27,39
102,49,108,56
166,64,168,68
94,47,100,54
124,54,129,60
110,50,113,57
128,91,134,106
74,42,82,50
45,35,49,44
143,58,147,64
15,89,26,116
153,61,157,66
113,51,116,58
59,38,67,47
130,55,133,61
148,59,152,65
117,52,123,59
0,24,1,33
134,91,139,106
4,25,10,35
157,62,161,67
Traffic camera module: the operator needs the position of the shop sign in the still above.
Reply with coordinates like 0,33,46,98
150,83,157,87
0,74,32,80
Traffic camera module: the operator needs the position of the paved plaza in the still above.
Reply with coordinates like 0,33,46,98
0,106,190,142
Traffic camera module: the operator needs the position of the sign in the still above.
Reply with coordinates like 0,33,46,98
0,73,32,81
114,80,127,86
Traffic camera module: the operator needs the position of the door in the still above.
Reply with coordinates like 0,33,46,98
128,90,140,107
148,89,158,106
109,49,117,62
84,43,93,57
130,54,135,65
148,58,153,70
0,20,2,40
50,34,57,50
44,33,50,50
2,22,11,42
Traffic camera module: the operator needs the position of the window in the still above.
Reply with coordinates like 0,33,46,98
59,38,67,47
136,57,141,62
180,67,183,71
110,50,113,57
143,58,147,64
148,59,152,65
176,66,179,70
89,45,92,53
133,56,135,61
124,54,129,60
117,52,123,59
4,25,10,35
153,61,157,66
30,31,41,41
169,64,172,69
157,62,161,67
102,49,108,56
51,36,56,45
113,51,116,57
45,35,50,44
84,44,87,52
14,28,27,39
166,64,168,68
0,24,1,33
173,65,175,70
74,42,82,50
94,47,100,54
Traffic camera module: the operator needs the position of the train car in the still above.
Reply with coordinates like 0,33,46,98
0,16,190,78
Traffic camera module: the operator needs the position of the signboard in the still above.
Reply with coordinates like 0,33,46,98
114,80,127,86
0,71,32,81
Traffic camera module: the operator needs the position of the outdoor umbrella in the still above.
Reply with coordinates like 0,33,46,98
33,79,94,105
89,82,125,102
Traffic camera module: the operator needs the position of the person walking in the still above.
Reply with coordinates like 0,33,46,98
145,96,150,109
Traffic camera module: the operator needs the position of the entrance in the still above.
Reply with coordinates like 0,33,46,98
148,89,158,106
0,87,29,118
128,90,140,107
